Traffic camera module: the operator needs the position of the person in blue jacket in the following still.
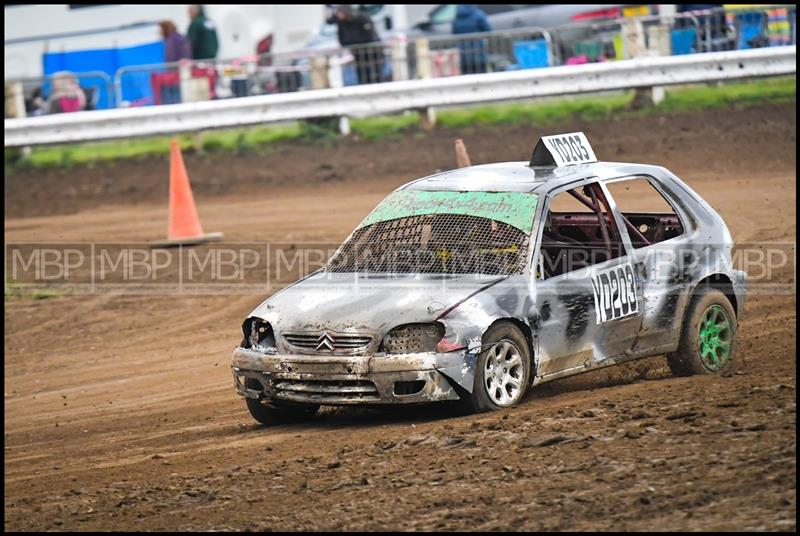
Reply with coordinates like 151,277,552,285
452,4,492,74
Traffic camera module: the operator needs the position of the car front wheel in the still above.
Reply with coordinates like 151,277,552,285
463,321,532,413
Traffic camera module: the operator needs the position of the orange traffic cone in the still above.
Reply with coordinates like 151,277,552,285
151,139,223,247
454,139,472,168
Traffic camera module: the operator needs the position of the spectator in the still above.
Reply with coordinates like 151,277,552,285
159,20,192,63
452,4,491,74
327,5,385,84
156,21,190,105
48,71,86,114
25,87,48,116
187,5,219,60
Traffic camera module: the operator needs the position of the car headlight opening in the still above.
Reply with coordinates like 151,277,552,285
242,318,276,351
383,322,445,354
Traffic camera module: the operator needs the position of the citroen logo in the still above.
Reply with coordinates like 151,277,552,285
315,331,335,352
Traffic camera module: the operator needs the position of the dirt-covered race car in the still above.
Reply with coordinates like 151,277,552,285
232,132,747,425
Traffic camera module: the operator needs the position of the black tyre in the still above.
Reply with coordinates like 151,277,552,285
463,321,532,413
245,379,319,426
667,287,737,377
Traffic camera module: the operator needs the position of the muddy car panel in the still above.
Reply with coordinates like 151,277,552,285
232,152,747,406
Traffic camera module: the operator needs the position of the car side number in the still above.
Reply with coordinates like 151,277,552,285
591,263,639,324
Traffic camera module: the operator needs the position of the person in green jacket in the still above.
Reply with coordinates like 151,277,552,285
187,5,219,60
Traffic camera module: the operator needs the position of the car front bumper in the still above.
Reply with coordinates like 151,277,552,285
231,347,467,405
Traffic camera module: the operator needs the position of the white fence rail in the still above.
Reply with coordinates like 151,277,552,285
4,46,795,148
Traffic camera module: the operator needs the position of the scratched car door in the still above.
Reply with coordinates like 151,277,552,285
532,180,644,380
602,174,696,354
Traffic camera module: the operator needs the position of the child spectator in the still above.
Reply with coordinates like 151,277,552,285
159,20,192,63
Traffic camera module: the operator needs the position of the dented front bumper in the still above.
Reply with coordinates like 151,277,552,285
231,347,468,405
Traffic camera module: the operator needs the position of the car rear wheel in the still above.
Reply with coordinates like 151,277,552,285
667,287,737,377
463,321,532,413
245,379,319,426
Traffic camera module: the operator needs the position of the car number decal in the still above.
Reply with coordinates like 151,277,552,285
590,263,638,324
541,132,597,167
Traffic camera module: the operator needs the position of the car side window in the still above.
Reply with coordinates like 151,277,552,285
604,176,685,249
430,4,457,24
538,182,625,279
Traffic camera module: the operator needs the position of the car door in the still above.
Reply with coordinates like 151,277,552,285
602,174,695,355
531,178,644,380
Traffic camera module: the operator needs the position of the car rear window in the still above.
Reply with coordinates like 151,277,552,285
326,190,539,275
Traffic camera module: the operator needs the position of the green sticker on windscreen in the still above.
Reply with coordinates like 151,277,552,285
359,190,539,233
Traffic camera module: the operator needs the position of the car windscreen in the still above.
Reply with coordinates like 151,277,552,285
326,190,539,275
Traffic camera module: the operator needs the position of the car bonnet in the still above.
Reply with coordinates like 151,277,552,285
250,271,509,334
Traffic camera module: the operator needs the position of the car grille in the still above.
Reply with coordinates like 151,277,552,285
273,379,380,403
283,331,373,353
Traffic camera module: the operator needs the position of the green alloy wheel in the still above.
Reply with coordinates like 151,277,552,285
668,287,738,377
698,304,733,371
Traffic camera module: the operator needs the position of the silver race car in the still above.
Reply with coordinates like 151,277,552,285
232,132,747,425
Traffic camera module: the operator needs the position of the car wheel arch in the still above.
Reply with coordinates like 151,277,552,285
692,273,738,318
481,317,537,379
671,272,739,347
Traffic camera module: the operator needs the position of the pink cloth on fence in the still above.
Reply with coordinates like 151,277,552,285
58,97,83,113
566,55,589,65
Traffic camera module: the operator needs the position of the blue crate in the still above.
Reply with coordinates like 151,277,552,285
737,13,766,49
513,39,550,69
671,28,697,55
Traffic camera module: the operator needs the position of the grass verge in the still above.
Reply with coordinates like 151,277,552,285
4,280,70,300
6,76,795,172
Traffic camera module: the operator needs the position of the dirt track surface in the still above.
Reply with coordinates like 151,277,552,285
4,103,797,531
